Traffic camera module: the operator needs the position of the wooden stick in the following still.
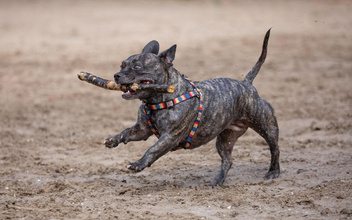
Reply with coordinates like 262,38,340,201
130,83,175,93
77,72,125,91
77,72,175,93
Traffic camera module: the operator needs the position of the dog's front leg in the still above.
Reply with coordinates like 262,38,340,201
104,122,153,148
105,106,153,148
127,133,176,172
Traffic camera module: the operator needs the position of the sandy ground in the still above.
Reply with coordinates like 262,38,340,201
0,0,351,219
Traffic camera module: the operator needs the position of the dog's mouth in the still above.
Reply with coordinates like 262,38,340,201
121,80,153,100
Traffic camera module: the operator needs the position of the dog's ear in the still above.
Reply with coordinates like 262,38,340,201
159,45,177,64
142,40,160,55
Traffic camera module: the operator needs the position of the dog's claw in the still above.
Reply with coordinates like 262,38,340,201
127,161,144,172
104,136,119,148
209,179,224,187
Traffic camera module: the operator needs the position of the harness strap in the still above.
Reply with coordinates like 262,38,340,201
145,90,199,110
143,76,203,150
142,107,160,138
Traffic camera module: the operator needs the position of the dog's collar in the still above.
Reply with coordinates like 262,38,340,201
142,76,203,150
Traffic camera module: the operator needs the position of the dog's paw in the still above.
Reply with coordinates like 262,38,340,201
209,175,225,187
209,181,224,187
126,161,146,172
264,169,280,179
104,136,120,148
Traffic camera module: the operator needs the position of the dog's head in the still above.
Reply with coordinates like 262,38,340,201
114,41,177,100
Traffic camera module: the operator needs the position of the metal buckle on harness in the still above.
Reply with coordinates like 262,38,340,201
144,106,151,115
193,89,200,98
166,100,175,108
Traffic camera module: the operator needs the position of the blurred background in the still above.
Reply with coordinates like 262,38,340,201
1,0,351,219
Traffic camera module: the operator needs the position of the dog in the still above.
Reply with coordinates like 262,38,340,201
104,29,280,186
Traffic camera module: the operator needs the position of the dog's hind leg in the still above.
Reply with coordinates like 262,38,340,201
210,120,248,187
250,99,280,179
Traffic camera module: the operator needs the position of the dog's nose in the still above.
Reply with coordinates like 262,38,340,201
114,72,123,83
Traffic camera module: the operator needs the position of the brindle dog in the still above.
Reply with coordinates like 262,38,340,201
104,29,280,186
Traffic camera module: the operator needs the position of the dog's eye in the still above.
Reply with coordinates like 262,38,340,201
133,64,142,70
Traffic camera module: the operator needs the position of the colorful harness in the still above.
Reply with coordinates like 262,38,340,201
142,76,203,150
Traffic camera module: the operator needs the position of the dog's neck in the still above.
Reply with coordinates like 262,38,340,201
142,67,194,104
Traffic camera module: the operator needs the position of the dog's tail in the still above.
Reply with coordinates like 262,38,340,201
243,28,271,84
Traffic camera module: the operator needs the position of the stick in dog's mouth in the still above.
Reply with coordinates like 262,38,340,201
77,72,175,93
